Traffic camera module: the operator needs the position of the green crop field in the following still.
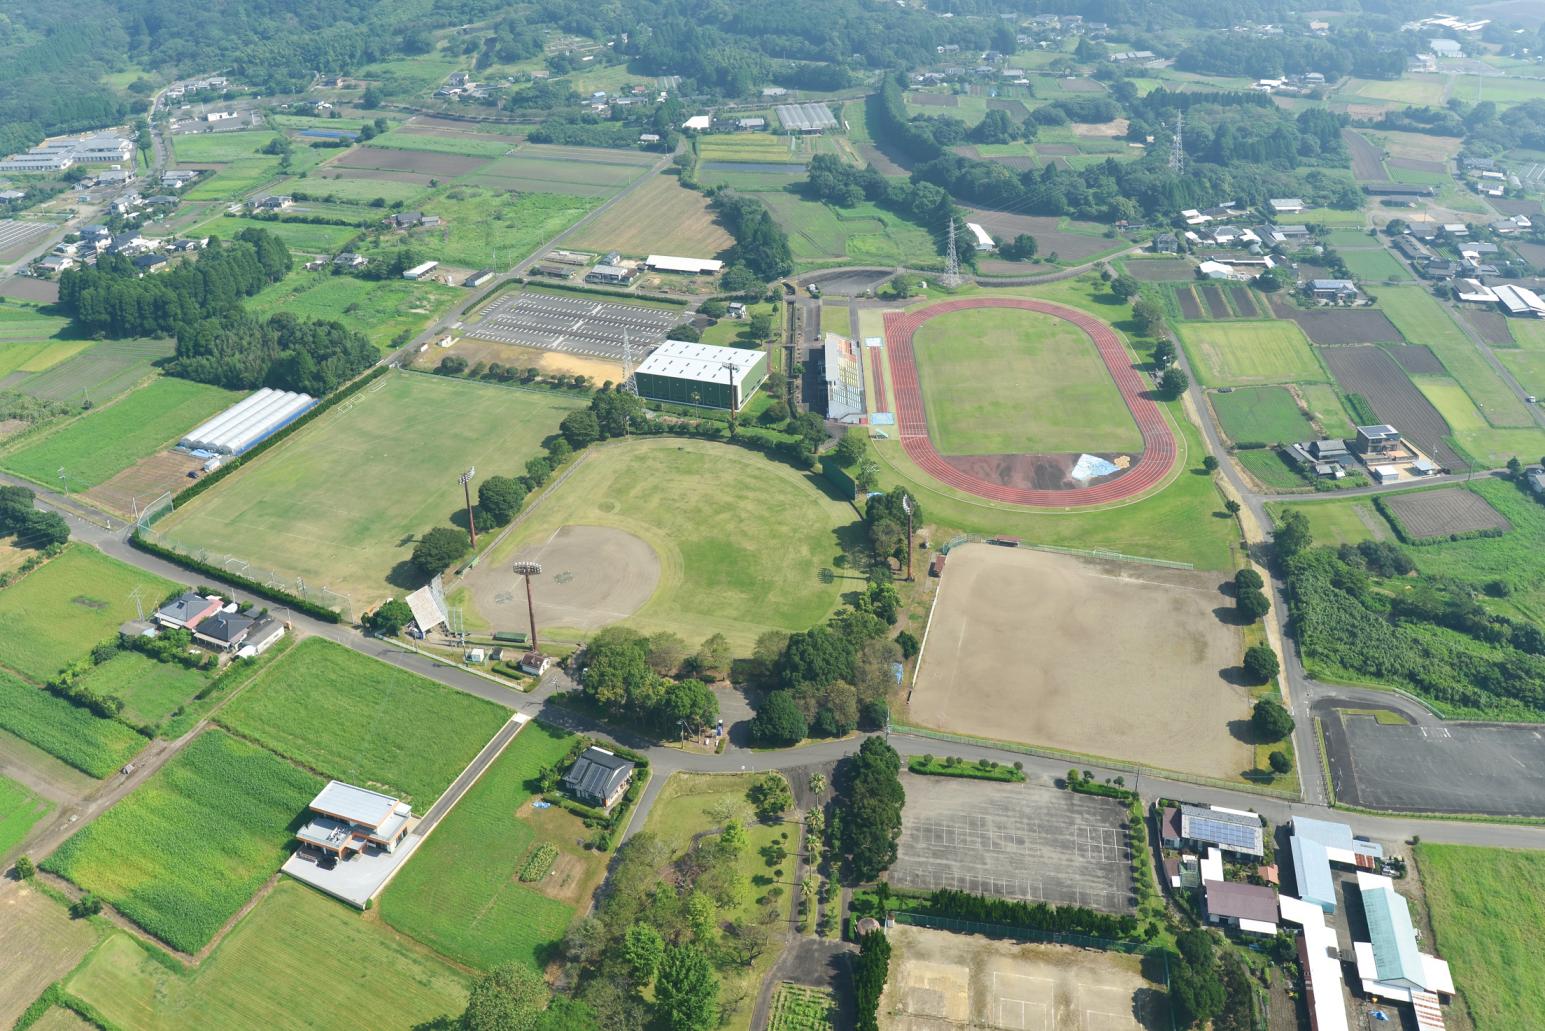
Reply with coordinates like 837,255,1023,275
1178,320,1322,387
564,171,734,257
480,437,858,648
464,148,648,197
1235,447,1311,491
1343,76,1448,106
1339,248,1412,282
1267,497,1386,547
380,721,581,971
288,173,427,205
67,880,469,1031
42,730,322,954
1,377,239,489
367,185,596,269
0,773,52,856
187,214,362,254
697,133,807,164
1411,375,1545,467
153,372,581,607
181,158,283,201
172,131,286,164
73,652,212,729
1380,287,1534,428
1210,386,1315,445
1299,382,1357,438
247,272,459,349
13,338,174,404
216,637,509,807
1416,843,1545,1031
911,306,1141,455
0,546,177,681
363,130,513,158
769,983,838,1031
1394,478,1545,617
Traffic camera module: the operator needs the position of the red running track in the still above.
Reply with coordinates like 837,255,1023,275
884,297,1178,507
868,346,888,413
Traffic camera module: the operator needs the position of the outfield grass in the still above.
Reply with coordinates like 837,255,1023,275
911,307,1141,455
42,730,322,954
1267,497,1386,547
73,652,211,728
1178,320,1322,387
1212,386,1317,447
364,185,596,269
380,721,581,971
171,132,286,164
0,377,240,489
216,637,509,807
154,372,581,606
0,773,52,856
0,546,177,682
247,271,460,349
480,437,858,648
1415,843,1545,1031
1380,287,1534,428
67,880,469,1031
187,214,362,254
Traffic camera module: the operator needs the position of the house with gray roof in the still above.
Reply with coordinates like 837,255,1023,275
562,746,635,809
297,781,414,858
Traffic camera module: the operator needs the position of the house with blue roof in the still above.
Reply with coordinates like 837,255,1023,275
1288,815,1383,913
1353,871,1455,1024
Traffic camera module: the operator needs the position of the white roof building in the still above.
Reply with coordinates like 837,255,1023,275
1198,260,1240,280
1496,284,1545,318
1456,279,1497,304
681,115,712,131
1279,896,1351,1031
966,222,994,251
645,254,724,274
1269,198,1305,214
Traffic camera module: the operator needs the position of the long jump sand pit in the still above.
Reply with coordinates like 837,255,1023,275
911,544,1251,778
470,525,659,633
883,924,1170,1031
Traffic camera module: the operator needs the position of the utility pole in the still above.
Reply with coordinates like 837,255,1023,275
459,467,477,547
722,359,739,413
902,493,914,581
514,561,542,652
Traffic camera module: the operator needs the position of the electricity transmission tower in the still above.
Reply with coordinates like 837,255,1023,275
1169,110,1185,174
621,330,637,394
942,216,962,288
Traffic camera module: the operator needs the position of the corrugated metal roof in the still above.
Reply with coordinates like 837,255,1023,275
637,340,762,387
1358,872,1427,988
310,781,399,829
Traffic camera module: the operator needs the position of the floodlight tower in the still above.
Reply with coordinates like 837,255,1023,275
459,467,477,547
513,561,542,651
620,329,637,395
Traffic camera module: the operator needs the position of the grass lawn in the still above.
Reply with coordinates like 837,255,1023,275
1340,248,1412,283
366,185,596,270
755,192,940,271
152,372,581,608
480,437,858,648
1410,375,1545,467
363,130,512,158
1235,447,1311,491
73,652,212,728
216,637,509,808
1177,320,1322,387
1344,76,1448,106
911,306,1141,455
0,377,241,489
42,730,322,954
1380,287,1534,428
172,132,286,164
67,880,469,1031
1415,843,1545,1031
181,158,283,201
564,171,733,257
1299,382,1357,438
0,773,51,857
0,546,178,682
640,772,793,1031
247,271,460,349
1210,386,1315,446
380,721,584,972
1267,497,1386,547
186,214,362,254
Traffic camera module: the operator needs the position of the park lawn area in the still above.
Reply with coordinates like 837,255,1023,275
380,721,584,972
1300,382,1357,438
1178,320,1322,387
216,637,509,808
73,652,212,729
247,272,459,349
1210,386,1314,445
172,131,285,164
1267,497,1385,547
0,546,178,682
181,158,283,201
66,880,469,1031
371,185,597,269
363,129,512,158
1380,287,1534,427
564,171,733,257
697,133,806,164
1235,447,1311,490
0,377,241,489
0,773,51,856
641,772,792,1031
152,372,581,608
481,437,857,649
1415,843,1545,1031
187,214,361,254
42,730,322,954
911,306,1141,455
1339,248,1412,283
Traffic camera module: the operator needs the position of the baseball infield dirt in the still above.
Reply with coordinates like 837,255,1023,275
469,525,660,633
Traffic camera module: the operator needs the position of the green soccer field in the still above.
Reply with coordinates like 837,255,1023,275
1178,320,1323,387
910,306,1141,455
152,372,582,607
479,437,859,649
0,376,240,489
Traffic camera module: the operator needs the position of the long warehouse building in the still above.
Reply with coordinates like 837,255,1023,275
180,389,317,455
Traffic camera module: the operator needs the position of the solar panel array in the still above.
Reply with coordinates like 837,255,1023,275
776,103,838,132
1180,805,1263,854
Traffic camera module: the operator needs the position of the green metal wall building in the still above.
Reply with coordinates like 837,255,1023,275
633,340,768,411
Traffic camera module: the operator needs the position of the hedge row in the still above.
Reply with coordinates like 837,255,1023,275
907,756,1024,782
854,931,890,1031
918,888,1140,941
129,532,342,623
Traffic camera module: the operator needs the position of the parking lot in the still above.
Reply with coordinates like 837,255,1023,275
465,290,683,360
890,776,1135,914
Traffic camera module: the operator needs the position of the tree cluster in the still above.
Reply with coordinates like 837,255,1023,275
578,626,721,736
853,931,891,1031
171,310,375,395
838,737,905,881
0,485,69,550
709,192,792,282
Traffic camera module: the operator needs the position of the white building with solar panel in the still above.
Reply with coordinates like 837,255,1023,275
776,103,839,134
1178,803,1264,857
179,389,318,456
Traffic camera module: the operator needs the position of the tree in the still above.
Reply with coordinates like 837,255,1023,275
13,855,34,879
413,526,470,576
1234,568,1264,592
1255,269,1283,292
809,772,827,796
1132,297,1167,336
646,632,688,675
560,409,600,450
748,772,794,821
999,233,1038,261
1252,698,1295,741
1273,509,1312,561
478,476,526,526
662,678,718,736
1243,643,1280,683
364,597,414,636
525,456,551,486
842,737,905,881
1237,588,1271,622
655,944,719,1031
896,630,919,659
1159,366,1189,398
692,633,731,681
462,962,549,1031
835,428,867,467
1153,339,1177,366
748,312,773,340
1202,455,1219,472
1110,273,1140,301
1507,455,1523,480
856,458,881,495
624,924,664,985
1224,499,1241,515
751,690,807,746
1268,750,1293,775
671,323,702,343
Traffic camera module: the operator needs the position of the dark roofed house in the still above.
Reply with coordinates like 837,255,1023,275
1204,881,1279,935
192,610,256,652
561,746,635,809
154,591,222,630
1160,806,1183,848
132,253,168,273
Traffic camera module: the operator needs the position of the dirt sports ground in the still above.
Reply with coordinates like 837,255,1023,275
910,545,1252,778
881,924,1170,1031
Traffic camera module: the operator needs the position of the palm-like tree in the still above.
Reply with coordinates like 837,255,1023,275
809,772,826,796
